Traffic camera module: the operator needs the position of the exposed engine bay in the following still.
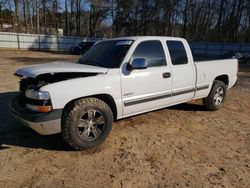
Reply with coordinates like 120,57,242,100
13,61,108,96
18,72,97,96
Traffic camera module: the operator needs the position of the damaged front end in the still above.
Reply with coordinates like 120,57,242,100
12,61,108,114
10,62,108,135
17,72,99,113
19,72,98,96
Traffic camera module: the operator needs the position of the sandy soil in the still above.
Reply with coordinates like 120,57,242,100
0,51,249,188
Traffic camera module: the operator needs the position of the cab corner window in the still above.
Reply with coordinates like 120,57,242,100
167,41,188,65
132,41,166,67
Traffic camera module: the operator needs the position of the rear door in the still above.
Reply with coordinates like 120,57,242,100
121,40,172,117
166,40,195,104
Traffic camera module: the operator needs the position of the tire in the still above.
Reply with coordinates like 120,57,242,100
203,80,227,111
61,98,113,150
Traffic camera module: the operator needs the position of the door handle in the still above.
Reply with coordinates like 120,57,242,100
162,72,171,78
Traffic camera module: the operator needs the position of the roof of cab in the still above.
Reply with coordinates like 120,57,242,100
103,36,185,41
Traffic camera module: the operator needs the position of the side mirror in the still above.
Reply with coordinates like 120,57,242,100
128,58,148,71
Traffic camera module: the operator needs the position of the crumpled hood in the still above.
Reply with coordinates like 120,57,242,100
15,61,108,78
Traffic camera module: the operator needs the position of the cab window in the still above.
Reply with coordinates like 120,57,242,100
167,41,188,65
132,41,166,67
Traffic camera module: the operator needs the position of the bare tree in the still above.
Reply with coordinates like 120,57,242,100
65,0,68,35
36,0,40,33
26,0,33,33
70,0,74,35
89,0,109,37
0,0,249,42
182,0,189,38
75,0,79,35
22,0,26,32
216,0,225,36
43,0,47,34
0,0,8,29
14,0,20,32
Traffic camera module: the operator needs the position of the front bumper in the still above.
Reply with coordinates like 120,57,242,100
10,95,62,135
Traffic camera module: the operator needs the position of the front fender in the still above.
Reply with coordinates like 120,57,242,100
40,70,122,118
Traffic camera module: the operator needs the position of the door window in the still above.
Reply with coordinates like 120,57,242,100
132,41,166,67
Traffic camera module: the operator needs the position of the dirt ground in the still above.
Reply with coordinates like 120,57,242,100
0,50,249,188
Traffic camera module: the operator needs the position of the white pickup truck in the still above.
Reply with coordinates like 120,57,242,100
10,36,238,150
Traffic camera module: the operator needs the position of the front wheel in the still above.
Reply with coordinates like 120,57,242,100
203,80,227,111
61,98,113,150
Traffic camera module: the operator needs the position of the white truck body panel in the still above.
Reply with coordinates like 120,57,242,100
40,69,124,119
39,37,237,119
169,39,196,104
15,61,108,78
12,36,238,135
120,37,173,116
194,59,238,99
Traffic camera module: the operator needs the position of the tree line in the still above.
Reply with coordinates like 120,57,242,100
0,0,249,42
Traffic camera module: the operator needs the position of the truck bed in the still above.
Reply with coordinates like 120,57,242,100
193,59,238,100
193,56,233,62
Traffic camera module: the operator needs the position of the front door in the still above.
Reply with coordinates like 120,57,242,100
121,40,172,117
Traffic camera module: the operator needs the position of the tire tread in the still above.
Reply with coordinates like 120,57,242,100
61,97,113,150
203,80,226,111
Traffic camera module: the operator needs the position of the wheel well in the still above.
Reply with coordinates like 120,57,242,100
214,75,229,87
94,94,117,120
62,94,118,120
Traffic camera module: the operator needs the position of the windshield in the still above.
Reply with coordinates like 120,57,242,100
77,40,133,68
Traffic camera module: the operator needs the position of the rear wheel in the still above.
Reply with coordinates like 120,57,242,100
203,80,227,111
62,98,113,150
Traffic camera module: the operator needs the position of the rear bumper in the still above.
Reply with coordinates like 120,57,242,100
228,76,238,89
10,95,62,135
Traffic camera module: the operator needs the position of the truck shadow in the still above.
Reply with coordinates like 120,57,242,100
0,91,206,151
0,92,72,151
169,102,207,111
